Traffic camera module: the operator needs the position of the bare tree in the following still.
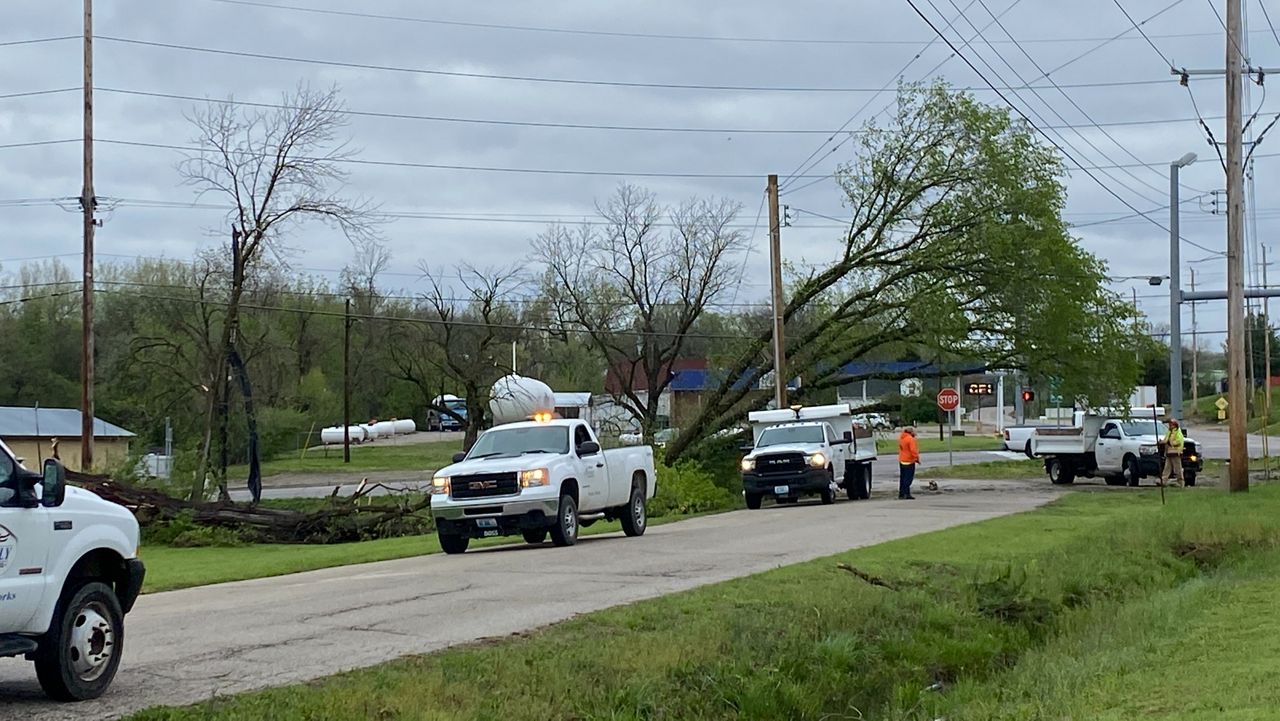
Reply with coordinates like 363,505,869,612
533,184,746,440
180,84,377,502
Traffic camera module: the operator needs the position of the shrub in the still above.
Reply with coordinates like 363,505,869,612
142,511,248,547
650,461,738,518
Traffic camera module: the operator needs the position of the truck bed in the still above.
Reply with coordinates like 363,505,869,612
1030,427,1092,456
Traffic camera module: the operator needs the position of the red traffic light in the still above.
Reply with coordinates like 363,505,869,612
1021,390,1035,402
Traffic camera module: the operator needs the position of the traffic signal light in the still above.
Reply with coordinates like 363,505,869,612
1021,389,1035,403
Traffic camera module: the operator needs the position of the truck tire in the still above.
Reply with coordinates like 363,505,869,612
521,529,548,545
820,468,837,505
34,581,124,702
1104,475,1128,487
438,530,470,555
1024,440,1033,459
745,493,763,510
1184,471,1197,487
620,482,647,537
550,493,579,547
1124,456,1141,487
1047,459,1075,485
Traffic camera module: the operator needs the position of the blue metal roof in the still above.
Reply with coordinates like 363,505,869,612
0,407,135,439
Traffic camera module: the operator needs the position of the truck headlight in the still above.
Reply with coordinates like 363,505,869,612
808,452,827,468
740,458,755,472
431,475,451,495
520,468,550,488
1140,445,1158,456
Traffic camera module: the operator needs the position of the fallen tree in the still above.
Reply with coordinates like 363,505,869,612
69,470,431,544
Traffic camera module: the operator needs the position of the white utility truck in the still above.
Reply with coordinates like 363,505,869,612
1029,409,1202,487
740,404,878,508
0,441,145,700
430,375,657,554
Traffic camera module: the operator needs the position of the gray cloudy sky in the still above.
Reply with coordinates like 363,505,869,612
2,0,1278,347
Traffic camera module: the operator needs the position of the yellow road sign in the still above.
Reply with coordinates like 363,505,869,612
1215,397,1230,411
1218,409,1228,421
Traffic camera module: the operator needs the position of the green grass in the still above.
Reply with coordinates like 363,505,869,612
877,433,1004,454
229,439,462,478
139,512,713,594
918,458,1043,479
126,486,1280,721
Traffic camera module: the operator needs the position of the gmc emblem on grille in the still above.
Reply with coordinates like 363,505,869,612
469,480,498,490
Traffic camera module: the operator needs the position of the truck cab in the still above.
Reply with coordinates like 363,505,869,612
740,404,877,508
0,440,145,701
430,417,656,554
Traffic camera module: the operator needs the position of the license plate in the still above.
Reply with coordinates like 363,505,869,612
773,485,789,495
482,530,499,538
476,518,498,529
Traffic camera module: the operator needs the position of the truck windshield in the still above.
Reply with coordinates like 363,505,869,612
468,426,570,458
756,425,824,447
1119,420,1162,437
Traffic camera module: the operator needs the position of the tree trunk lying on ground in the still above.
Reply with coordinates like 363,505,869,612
69,470,432,544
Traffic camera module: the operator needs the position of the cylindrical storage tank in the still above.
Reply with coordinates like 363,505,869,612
373,420,398,437
489,374,556,425
320,426,365,445
360,423,379,442
394,419,416,435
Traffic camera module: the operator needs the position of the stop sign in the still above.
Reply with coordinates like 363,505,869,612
936,388,961,412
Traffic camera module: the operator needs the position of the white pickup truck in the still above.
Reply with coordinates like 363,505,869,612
1030,411,1202,487
740,404,878,508
431,418,656,554
0,441,145,700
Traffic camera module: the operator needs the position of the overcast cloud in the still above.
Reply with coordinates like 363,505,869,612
2,0,1278,347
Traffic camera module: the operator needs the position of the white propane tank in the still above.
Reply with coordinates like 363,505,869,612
360,423,379,442
373,420,398,437
489,374,556,425
393,418,416,435
320,426,366,445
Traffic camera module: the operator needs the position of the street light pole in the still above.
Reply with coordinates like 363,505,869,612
1169,152,1196,421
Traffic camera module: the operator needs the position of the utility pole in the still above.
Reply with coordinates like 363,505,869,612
1226,0,1249,492
1263,245,1272,474
1190,268,1199,409
766,174,786,409
1169,152,1196,420
343,298,352,464
79,0,97,471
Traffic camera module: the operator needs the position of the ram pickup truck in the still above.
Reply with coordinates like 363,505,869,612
0,440,145,701
740,404,878,508
1030,411,1202,487
431,418,656,554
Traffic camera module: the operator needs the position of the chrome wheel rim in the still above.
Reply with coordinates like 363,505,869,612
633,493,646,531
68,602,114,682
564,502,577,539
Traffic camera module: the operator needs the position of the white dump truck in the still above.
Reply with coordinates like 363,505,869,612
0,441,145,700
430,375,657,554
1030,409,1202,487
740,404,878,508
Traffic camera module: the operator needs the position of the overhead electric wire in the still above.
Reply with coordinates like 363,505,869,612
1260,0,1280,50
1110,0,1180,67
903,0,1223,256
0,139,78,151
0,88,78,101
94,35,1204,94
0,36,78,48
1033,0,1189,80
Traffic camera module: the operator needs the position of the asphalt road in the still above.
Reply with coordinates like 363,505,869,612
3,479,1058,720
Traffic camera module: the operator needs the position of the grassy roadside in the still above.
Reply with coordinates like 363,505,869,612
878,434,1005,454
139,511,720,594
127,487,1280,720
918,458,1043,479
228,439,461,478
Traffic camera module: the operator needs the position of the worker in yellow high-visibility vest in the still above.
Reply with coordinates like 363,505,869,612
1160,419,1186,488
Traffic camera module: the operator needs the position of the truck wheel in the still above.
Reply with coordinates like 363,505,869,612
1104,475,1128,487
1124,456,1141,487
550,493,579,547
1048,459,1075,485
1184,471,1197,487
438,530,470,555
820,468,837,505
521,529,548,545
34,581,124,702
620,484,647,537
1024,440,1033,459
745,493,763,510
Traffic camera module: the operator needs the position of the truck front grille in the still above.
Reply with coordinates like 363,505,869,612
450,472,519,499
754,453,807,474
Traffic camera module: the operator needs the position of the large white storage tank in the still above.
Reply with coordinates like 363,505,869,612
393,418,417,435
489,375,556,425
320,425,366,445
373,420,398,437
360,423,380,441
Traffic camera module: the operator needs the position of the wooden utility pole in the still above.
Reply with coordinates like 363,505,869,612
1226,0,1249,491
766,174,786,409
79,0,96,471
343,298,352,464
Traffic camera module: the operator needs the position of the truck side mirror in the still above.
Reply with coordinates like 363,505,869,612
452,452,467,463
577,441,601,456
42,458,66,508
739,444,755,452
843,431,853,443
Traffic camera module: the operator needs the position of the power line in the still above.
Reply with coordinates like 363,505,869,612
1033,0,1190,80
1260,0,1280,50
1110,0,1179,67
0,36,78,48
0,139,79,151
0,88,79,101
95,35,1205,94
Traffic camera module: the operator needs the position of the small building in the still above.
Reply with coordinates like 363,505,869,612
0,406,135,472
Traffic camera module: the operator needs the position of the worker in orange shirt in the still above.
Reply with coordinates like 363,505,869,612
898,426,920,500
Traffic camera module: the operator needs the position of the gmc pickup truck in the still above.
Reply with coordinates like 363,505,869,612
0,440,145,700
740,404,877,508
431,418,656,554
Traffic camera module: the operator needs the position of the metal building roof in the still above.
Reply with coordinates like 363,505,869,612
0,406,136,438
